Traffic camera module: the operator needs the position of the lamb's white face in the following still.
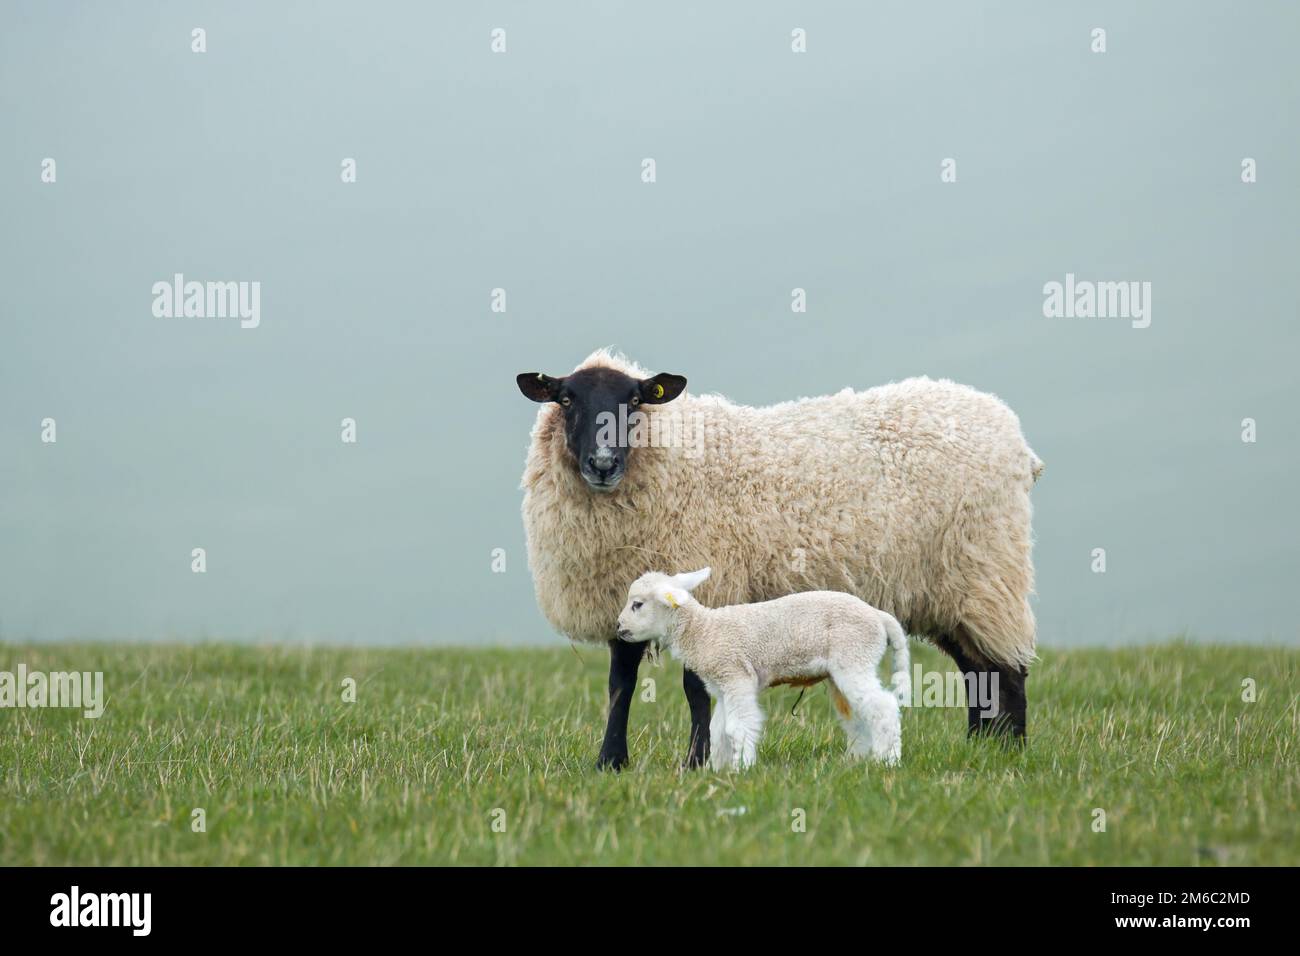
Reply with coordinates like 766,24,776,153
616,574,675,643
615,568,712,643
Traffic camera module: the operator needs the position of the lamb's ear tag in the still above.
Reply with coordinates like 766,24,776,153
653,383,665,398
665,591,678,609
537,373,546,381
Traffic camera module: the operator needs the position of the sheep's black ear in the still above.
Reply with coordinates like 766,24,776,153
640,372,687,404
517,372,562,403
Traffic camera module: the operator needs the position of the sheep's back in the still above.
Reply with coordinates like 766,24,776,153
521,376,1039,645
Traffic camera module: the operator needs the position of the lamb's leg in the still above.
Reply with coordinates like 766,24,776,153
723,687,763,770
708,689,731,771
829,683,868,757
682,667,712,769
832,670,901,765
596,638,646,771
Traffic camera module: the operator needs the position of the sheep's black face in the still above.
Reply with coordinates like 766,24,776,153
516,366,687,492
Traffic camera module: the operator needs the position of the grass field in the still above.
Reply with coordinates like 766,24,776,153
0,640,1296,866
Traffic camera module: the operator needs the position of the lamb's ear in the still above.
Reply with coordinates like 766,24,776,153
639,372,687,404
657,585,691,610
673,567,711,592
517,373,563,403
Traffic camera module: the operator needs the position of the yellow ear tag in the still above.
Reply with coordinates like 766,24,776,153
653,383,664,398
665,592,678,609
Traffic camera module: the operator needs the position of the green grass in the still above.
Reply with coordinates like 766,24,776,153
0,641,1296,865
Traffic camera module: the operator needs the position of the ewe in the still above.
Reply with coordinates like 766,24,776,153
516,349,1042,770
617,568,910,770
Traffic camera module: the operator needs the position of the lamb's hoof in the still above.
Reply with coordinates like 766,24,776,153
595,751,629,772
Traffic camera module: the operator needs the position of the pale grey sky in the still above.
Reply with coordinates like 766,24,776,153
2,2,1297,646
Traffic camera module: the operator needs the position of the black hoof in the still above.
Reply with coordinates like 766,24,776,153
595,752,628,772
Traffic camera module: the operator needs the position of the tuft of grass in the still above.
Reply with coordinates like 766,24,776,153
0,641,1295,865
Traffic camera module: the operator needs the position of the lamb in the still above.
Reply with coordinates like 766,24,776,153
616,567,911,770
516,349,1042,770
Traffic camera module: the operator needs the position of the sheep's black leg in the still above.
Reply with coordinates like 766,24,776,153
989,665,1028,742
932,634,988,736
936,633,1028,745
681,667,712,769
595,639,646,771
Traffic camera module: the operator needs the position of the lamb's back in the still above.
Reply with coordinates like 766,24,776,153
700,591,883,681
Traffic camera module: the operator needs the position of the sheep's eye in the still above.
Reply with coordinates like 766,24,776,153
631,601,643,612
559,395,571,406
629,395,640,407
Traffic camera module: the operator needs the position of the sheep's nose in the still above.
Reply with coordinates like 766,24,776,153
589,447,620,476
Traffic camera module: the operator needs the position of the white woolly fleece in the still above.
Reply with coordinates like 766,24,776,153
520,349,1041,670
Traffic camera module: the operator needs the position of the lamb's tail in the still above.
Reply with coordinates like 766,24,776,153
881,611,911,706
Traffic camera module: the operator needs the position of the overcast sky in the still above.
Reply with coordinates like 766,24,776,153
2,2,1296,647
